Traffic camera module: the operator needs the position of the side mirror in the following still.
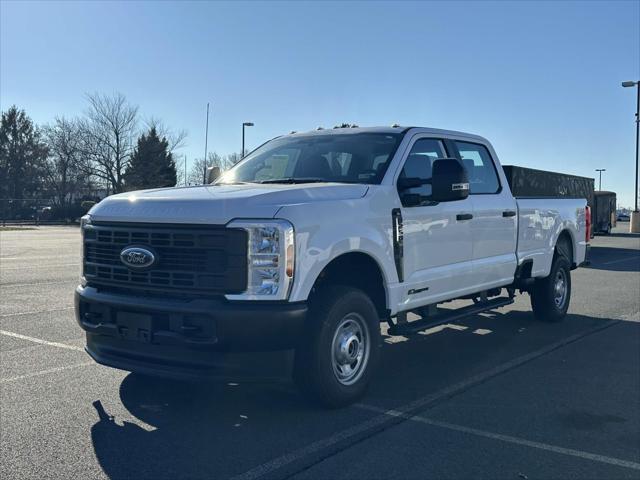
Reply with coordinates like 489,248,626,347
431,159,469,202
206,166,221,184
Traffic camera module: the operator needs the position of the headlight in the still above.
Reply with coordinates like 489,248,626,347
79,215,91,286
225,219,295,301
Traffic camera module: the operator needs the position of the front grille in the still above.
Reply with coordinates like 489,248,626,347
83,223,247,295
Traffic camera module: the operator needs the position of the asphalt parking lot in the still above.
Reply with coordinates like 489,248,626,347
1,225,639,480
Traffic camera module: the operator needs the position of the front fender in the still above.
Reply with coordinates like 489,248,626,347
276,200,398,306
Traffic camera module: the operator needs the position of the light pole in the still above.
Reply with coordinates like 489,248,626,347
242,122,254,158
622,80,639,232
595,169,606,191
203,102,210,184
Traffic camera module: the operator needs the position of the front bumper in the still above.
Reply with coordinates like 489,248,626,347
75,285,307,380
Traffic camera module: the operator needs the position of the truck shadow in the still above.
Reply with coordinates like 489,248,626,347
585,246,640,272
89,311,618,479
606,232,640,239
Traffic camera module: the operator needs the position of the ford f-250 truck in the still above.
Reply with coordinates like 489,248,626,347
76,126,590,407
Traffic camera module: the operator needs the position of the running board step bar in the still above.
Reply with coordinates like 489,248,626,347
387,296,514,336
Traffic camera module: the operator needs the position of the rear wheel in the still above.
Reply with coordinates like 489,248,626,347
530,255,571,322
293,286,380,408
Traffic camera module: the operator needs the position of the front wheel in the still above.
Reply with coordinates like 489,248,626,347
530,255,572,322
293,286,380,408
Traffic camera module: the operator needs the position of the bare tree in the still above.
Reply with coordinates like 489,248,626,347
144,117,187,153
187,157,208,185
42,117,89,209
187,152,236,185
79,92,138,194
223,152,243,166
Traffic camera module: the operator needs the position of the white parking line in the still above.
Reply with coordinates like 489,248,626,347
1,255,79,262
1,263,79,271
473,328,492,335
1,362,94,383
231,321,619,480
0,306,74,318
0,280,77,288
357,404,640,471
0,330,83,352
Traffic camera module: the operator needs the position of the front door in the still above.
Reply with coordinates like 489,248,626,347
453,140,517,289
395,136,475,311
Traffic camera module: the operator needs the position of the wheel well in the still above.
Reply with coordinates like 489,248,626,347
312,252,388,318
556,230,574,267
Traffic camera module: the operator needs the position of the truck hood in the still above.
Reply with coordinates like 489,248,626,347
88,183,369,225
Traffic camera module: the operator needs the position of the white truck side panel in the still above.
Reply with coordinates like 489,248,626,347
277,187,402,313
515,198,587,277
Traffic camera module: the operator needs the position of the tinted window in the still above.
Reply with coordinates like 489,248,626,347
455,141,500,194
217,133,402,184
398,138,447,203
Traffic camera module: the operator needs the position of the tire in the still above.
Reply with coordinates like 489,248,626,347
530,255,571,322
293,286,381,408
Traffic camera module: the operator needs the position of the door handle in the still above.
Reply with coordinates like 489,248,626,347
502,210,516,218
456,213,473,221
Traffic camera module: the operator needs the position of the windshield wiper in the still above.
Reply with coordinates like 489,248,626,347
259,177,329,184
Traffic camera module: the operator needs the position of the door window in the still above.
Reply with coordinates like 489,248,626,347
397,138,447,205
454,141,500,194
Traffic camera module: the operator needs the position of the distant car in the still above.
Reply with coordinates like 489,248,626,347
617,213,630,222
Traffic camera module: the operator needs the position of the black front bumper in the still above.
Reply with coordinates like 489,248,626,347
75,286,307,380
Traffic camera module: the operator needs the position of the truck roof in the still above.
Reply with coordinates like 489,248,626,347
285,125,489,143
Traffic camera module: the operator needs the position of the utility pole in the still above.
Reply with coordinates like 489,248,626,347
202,102,210,184
184,155,188,186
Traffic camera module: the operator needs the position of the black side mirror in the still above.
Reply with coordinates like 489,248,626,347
431,159,469,202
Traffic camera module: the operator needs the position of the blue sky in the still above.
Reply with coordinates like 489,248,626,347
1,0,639,206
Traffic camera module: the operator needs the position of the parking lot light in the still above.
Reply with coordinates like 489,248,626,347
242,122,254,158
621,80,640,232
596,169,606,191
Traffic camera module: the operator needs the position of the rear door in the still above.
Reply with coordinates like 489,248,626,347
395,136,475,308
452,140,517,289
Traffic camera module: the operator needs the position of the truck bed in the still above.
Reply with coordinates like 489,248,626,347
516,197,588,278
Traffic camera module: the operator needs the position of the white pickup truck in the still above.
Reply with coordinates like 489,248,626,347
76,126,590,407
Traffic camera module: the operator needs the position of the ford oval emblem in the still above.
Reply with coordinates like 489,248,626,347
120,246,156,269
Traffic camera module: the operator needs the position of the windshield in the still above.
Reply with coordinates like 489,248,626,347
216,132,403,185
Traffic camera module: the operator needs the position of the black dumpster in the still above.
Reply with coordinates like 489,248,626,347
593,191,617,235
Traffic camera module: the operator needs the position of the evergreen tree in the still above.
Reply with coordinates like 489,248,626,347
0,106,48,216
124,127,177,190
